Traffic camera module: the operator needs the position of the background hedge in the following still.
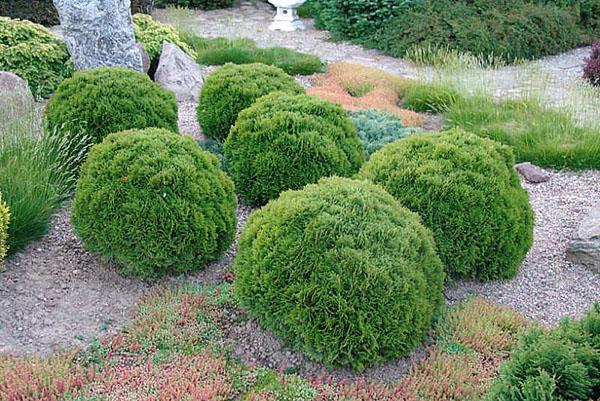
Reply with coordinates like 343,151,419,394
234,177,445,370
0,16,72,97
0,0,59,27
224,92,365,206
44,67,177,148
358,130,534,281
71,128,237,278
197,63,304,141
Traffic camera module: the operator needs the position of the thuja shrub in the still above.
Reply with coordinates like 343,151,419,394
349,109,418,157
197,63,304,141
583,42,600,86
0,16,72,97
133,14,196,61
358,129,534,281
44,67,177,147
71,128,237,278
224,92,365,206
234,177,445,370
0,194,8,264
487,303,600,401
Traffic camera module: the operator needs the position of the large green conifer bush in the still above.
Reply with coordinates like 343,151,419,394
44,67,177,147
358,129,534,281
224,92,365,206
234,177,445,370
71,128,237,278
197,63,304,141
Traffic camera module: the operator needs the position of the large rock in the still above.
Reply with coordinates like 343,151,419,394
154,41,203,102
52,0,142,71
567,203,600,274
0,71,34,122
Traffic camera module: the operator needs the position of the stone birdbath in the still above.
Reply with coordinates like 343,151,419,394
268,0,306,31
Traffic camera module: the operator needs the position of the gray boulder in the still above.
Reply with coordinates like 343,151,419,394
52,0,142,71
137,43,151,73
0,71,34,122
515,162,551,183
154,41,203,102
567,203,600,274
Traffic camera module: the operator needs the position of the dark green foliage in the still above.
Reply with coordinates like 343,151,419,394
133,14,196,61
181,32,324,75
234,176,445,370
154,0,234,10
44,67,178,148
224,92,365,206
0,16,72,97
197,63,304,141
357,129,534,281
348,109,418,157
487,303,600,401
71,128,237,278
131,0,155,14
0,0,59,26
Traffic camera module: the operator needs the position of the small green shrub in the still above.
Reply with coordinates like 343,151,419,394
133,13,196,60
487,303,600,401
0,16,72,97
224,92,365,206
349,109,418,157
155,0,234,10
197,63,304,141
71,128,237,278
0,194,9,264
44,67,178,148
0,0,59,26
234,177,445,370
358,129,534,281
181,33,324,75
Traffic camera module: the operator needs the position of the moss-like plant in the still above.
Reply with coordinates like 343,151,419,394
349,109,418,157
44,67,177,147
71,128,237,278
133,14,196,60
0,193,9,264
224,92,365,206
358,129,534,281
197,63,304,141
234,177,445,370
0,16,72,97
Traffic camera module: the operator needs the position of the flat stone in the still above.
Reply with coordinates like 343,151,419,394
53,0,142,71
0,71,34,121
154,41,203,102
567,203,600,274
515,162,552,183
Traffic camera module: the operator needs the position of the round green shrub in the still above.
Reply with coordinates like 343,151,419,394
197,63,304,141
71,128,237,278
133,14,196,61
357,129,534,281
44,67,178,146
234,177,445,370
349,109,418,157
0,16,72,97
224,92,365,206
0,193,9,264
487,303,600,401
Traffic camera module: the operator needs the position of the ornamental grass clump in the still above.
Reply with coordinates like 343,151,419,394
197,63,304,141
358,129,534,281
234,177,445,370
224,92,365,206
0,16,72,97
44,67,178,148
71,128,237,278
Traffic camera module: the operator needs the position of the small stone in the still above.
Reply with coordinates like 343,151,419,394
515,162,551,183
567,203,600,274
154,41,203,102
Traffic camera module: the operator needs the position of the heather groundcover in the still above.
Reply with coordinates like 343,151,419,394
2,283,580,401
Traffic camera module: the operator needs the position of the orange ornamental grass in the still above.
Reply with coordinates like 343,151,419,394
307,63,425,127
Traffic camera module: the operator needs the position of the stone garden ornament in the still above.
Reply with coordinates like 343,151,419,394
52,0,143,71
268,0,306,31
